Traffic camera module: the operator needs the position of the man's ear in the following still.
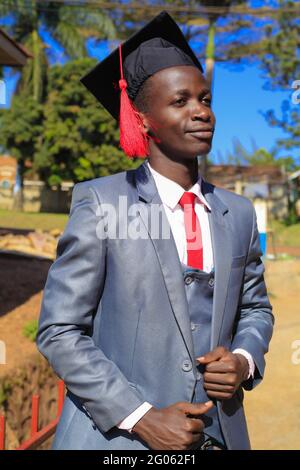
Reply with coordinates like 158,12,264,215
139,112,156,137
139,112,150,134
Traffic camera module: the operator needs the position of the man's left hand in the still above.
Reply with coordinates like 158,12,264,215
197,347,249,400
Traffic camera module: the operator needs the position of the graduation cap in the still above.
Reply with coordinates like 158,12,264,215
80,11,203,158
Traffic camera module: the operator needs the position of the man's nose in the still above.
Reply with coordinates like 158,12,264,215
190,102,211,121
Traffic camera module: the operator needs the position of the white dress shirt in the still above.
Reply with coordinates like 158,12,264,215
147,161,214,272
117,161,254,433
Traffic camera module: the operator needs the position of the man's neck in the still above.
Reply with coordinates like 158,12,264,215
148,156,199,191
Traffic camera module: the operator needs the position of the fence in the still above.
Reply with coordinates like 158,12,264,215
0,380,65,450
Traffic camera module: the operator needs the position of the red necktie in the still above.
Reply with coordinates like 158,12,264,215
179,192,203,270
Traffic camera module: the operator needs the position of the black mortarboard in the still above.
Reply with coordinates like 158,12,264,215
81,10,203,119
80,11,203,157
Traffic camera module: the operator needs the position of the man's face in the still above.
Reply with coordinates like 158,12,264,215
142,65,215,160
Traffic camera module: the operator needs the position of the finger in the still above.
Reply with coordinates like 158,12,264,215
187,417,205,434
189,431,204,444
186,433,204,450
204,372,236,385
197,346,227,364
203,382,235,392
177,401,214,416
205,361,236,374
206,390,233,400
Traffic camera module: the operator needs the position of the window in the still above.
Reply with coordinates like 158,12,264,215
1,180,10,189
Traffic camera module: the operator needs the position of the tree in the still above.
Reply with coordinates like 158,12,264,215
0,0,116,102
0,58,140,192
190,0,248,177
0,0,116,208
35,58,140,186
259,0,300,156
0,94,43,208
224,137,297,171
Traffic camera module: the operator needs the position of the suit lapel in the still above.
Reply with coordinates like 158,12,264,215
133,162,196,364
202,181,232,348
132,162,232,358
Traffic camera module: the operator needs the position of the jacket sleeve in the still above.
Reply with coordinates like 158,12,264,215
36,182,145,432
230,203,274,390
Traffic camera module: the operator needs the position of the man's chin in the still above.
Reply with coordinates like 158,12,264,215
187,141,212,157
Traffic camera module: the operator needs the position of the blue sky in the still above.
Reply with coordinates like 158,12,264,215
0,4,296,164
211,61,291,163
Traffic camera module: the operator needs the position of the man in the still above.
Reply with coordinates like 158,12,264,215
37,11,274,450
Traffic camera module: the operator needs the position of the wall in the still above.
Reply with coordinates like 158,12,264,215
0,180,74,213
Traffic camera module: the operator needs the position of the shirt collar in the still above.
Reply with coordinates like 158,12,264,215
146,160,211,212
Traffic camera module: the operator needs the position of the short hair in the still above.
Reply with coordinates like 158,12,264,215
134,77,152,114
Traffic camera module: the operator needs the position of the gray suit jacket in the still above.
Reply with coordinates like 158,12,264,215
37,161,274,450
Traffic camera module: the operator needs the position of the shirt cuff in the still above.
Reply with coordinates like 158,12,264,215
233,348,255,379
117,402,153,434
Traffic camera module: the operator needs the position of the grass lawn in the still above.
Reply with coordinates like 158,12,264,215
268,219,300,247
0,209,68,231
0,210,299,247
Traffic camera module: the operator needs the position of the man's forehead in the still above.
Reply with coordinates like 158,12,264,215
149,66,208,92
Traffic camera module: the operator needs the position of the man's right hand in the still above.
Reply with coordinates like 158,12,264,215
131,401,214,450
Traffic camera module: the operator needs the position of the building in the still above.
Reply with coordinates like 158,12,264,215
206,164,289,220
0,155,17,189
0,28,31,66
288,169,300,217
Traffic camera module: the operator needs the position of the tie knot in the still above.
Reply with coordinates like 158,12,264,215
179,192,197,209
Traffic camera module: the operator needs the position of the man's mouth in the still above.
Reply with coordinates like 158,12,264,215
186,128,214,140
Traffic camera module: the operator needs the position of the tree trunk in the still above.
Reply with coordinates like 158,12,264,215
32,29,41,102
200,20,216,180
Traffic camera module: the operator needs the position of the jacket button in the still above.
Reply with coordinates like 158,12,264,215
196,371,202,381
208,278,214,287
185,276,193,285
191,322,196,331
182,360,192,372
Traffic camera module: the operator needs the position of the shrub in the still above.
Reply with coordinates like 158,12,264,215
23,320,38,342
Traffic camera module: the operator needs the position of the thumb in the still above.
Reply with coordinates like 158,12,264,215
177,401,214,416
197,346,227,364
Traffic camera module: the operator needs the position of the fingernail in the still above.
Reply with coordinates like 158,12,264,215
198,356,205,361
205,401,213,406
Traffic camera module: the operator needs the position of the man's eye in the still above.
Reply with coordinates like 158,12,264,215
203,97,212,106
174,98,186,105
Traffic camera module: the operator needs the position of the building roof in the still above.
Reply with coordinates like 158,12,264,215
206,164,286,185
288,169,300,181
0,155,17,168
0,28,32,66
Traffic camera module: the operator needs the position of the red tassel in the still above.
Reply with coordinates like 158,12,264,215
118,45,149,158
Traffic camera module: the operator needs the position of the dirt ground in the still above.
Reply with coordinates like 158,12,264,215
0,253,299,449
244,258,300,450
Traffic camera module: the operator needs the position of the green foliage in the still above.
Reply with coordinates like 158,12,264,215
260,0,300,90
223,138,298,171
0,58,141,186
23,319,39,342
283,206,299,227
0,95,43,166
259,0,300,155
34,58,140,185
0,381,12,407
0,1,116,102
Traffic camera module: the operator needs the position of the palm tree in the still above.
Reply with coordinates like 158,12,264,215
0,0,116,209
198,1,248,88
0,0,116,102
187,0,248,176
